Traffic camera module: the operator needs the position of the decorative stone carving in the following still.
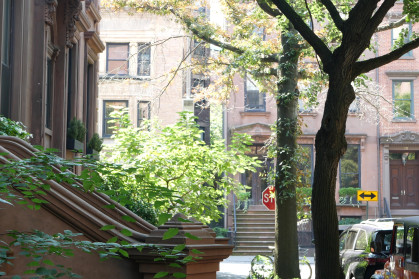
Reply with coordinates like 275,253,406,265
65,0,82,48
45,0,58,26
380,131,419,144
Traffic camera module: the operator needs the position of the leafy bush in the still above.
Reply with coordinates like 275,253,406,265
102,110,261,224
212,227,229,238
67,117,86,142
0,115,32,140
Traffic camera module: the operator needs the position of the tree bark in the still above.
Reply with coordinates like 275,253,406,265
274,24,300,279
312,69,355,279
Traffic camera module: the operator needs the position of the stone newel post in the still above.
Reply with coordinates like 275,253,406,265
129,213,233,279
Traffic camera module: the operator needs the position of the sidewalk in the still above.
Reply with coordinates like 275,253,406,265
217,256,315,279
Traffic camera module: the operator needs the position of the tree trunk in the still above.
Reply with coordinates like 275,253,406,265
274,24,300,279
312,71,355,279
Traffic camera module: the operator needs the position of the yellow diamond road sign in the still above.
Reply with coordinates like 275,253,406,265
357,190,378,201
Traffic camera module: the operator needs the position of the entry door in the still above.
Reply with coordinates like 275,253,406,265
390,156,419,210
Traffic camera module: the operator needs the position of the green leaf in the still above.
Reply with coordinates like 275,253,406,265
163,228,179,240
184,233,200,240
173,272,186,278
158,213,172,226
118,249,129,258
27,261,40,267
100,225,115,231
35,267,49,275
43,259,54,266
169,263,182,268
172,244,186,253
120,228,133,237
107,236,118,243
154,271,169,278
11,276,21,279
191,249,204,254
121,215,137,222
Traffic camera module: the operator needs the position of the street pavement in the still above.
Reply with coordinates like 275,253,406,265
217,256,315,279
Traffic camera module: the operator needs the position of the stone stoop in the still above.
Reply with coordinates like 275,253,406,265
232,208,275,256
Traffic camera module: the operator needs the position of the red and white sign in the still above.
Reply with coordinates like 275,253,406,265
262,186,275,210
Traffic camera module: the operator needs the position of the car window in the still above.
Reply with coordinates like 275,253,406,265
339,231,348,251
395,225,405,255
373,230,393,253
406,226,419,263
345,230,358,250
355,230,367,250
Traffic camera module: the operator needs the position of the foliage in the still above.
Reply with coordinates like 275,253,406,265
102,110,260,224
0,115,32,141
87,133,104,152
67,118,86,142
338,187,359,198
339,218,361,226
212,227,229,238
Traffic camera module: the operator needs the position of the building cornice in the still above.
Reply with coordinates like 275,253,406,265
85,31,106,54
380,131,419,144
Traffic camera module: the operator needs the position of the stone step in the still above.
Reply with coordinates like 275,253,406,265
236,228,275,233
236,241,275,247
236,236,275,242
236,217,275,223
232,250,272,256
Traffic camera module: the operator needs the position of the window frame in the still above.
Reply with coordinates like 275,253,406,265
137,100,150,127
392,80,414,120
339,144,361,189
391,23,413,57
299,144,314,186
106,43,129,76
137,42,151,77
244,76,266,112
102,100,128,137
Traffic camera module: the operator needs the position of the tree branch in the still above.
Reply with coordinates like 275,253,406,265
366,0,398,36
170,9,279,62
270,0,332,67
319,0,344,31
256,0,282,17
376,16,407,32
354,38,419,76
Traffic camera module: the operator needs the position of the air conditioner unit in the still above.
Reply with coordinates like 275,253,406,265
183,99,194,112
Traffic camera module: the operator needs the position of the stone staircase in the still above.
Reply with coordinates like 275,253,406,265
233,207,275,255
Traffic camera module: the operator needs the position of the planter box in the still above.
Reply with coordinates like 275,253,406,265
66,138,84,153
86,148,99,160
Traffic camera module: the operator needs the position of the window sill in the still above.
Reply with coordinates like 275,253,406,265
240,111,270,117
398,55,415,60
99,75,151,81
392,118,417,123
299,111,318,117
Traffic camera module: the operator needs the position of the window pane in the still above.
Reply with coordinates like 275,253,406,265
2,0,11,65
393,81,413,118
298,145,313,186
395,226,405,254
345,231,357,249
355,230,367,250
108,44,129,59
107,61,128,75
138,43,150,76
137,101,150,127
103,101,127,137
340,145,360,188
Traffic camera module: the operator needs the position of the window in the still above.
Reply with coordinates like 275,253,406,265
137,43,150,77
106,43,129,75
191,76,209,96
192,39,208,57
103,100,128,137
393,80,414,119
407,227,419,263
45,59,53,129
395,225,405,255
340,145,360,188
349,96,360,113
298,145,313,186
355,230,367,250
392,23,413,57
245,76,265,112
344,230,358,250
137,101,150,127
1,0,12,116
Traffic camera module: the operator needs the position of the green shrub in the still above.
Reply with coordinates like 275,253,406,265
212,227,229,238
88,133,103,152
67,117,86,142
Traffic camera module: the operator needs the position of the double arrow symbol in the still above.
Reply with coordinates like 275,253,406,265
357,190,378,201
